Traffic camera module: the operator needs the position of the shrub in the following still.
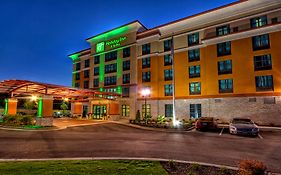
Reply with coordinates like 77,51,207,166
20,115,34,125
3,115,19,126
239,159,267,175
135,110,141,124
143,115,152,124
157,115,166,124
168,160,177,170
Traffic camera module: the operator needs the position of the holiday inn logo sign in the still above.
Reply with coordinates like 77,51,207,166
96,36,127,53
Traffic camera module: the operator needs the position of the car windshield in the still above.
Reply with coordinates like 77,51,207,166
232,119,253,124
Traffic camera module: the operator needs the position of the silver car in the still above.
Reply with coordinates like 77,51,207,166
229,118,259,136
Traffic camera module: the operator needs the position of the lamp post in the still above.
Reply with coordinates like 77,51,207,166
141,88,151,119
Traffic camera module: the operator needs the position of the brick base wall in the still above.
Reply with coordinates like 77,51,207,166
136,96,281,126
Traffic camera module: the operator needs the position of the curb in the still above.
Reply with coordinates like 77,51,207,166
111,121,195,133
0,121,110,132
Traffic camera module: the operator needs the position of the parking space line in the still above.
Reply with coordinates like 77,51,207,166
219,127,224,136
258,134,263,139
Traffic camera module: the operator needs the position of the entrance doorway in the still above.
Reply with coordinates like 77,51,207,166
83,105,88,118
92,105,107,119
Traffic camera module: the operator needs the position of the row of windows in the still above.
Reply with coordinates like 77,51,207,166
161,75,274,96
142,104,201,118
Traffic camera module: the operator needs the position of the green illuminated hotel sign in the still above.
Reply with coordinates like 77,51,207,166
106,36,127,48
96,42,105,53
96,36,127,53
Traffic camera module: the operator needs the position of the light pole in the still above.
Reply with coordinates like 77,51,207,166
141,88,151,119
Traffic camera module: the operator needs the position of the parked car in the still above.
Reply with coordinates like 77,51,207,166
195,117,218,131
229,118,259,136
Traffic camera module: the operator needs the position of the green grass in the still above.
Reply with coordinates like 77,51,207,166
0,160,168,175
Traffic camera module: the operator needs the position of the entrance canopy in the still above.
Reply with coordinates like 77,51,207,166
0,80,120,100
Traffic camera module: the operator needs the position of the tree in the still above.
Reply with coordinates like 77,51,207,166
24,100,35,110
60,102,68,115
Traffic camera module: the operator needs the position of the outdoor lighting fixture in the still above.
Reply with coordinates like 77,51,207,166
63,98,69,102
174,120,180,127
141,88,151,119
31,95,38,101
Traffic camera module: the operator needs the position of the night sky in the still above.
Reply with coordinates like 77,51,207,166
0,0,236,86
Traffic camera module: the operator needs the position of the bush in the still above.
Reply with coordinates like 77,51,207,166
3,114,35,126
239,159,267,175
135,110,141,124
157,115,166,125
143,115,152,124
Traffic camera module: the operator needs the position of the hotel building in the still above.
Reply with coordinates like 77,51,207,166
69,0,281,125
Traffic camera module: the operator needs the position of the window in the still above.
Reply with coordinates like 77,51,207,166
271,17,278,24
164,54,172,66
189,82,201,95
84,59,90,68
83,81,89,89
94,55,100,64
233,27,239,33
122,105,130,117
188,32,199,46
74,82,80,88
142,71,151,82
123,73,130,84
164,39,172,52
84,70,89,78
165,104,173,118
251,16,267,28
190,104,201,119
104,76,117,86
216,25,230,36
219,79,233,93
142,43,151,55
122,87,130,97
164,84,173,96
188,49,200,62
217,41,231,56
142,57,150,68
218,60,232,75
255,75,273,91
189,65,200,78
76,63,81,71
254,54,272,71
123,47,130,58
94,67,99,76
252,34,270,51
105,51,117,62
75,73,80,81
123,60,130,71
164,69,173,81
142,104,151,117
105,63,117,74
93,78,99,87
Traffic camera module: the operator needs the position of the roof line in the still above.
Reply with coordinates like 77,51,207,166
85,20,147,41
68,48,91,57
138,0,249,35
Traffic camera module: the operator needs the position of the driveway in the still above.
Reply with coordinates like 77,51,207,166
0,123,280,173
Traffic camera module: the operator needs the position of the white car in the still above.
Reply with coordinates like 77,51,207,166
229,118,259,136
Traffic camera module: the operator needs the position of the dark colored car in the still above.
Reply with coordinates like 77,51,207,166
229,118,259,136
195,117,218,131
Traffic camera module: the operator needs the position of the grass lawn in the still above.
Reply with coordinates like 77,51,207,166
0,160,168,175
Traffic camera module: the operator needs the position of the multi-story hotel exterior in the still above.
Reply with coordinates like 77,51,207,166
69,0,281,125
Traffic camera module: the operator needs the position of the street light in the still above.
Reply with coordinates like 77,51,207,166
141,88,151,119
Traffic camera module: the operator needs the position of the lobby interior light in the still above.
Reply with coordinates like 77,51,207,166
31,95,38,101
63,98,69,102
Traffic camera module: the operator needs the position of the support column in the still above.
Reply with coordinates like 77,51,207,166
37,96,54,117
71,102,83,117
36,96,53,126
4,98,18,115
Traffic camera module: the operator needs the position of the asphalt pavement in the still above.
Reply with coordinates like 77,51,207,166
0,123,280,173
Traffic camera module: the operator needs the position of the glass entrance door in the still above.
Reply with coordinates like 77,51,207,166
93,105,107,119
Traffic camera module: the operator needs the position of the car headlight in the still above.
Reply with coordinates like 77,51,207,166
230,126,237,131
